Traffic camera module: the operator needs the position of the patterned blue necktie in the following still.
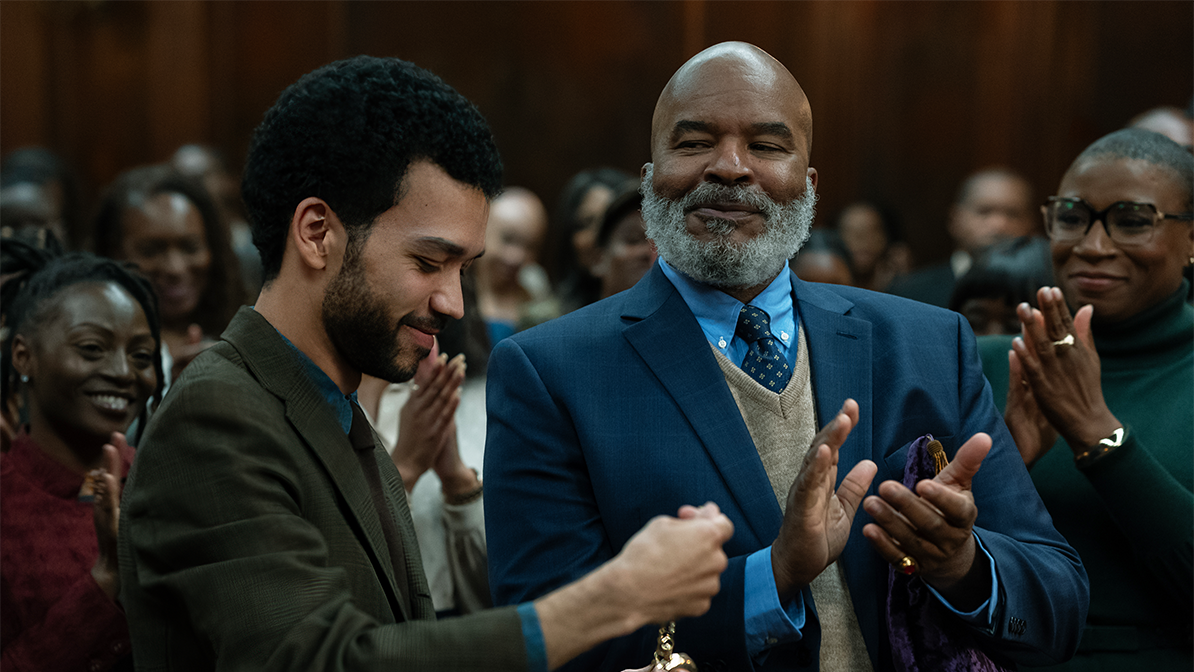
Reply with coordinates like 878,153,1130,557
736,305,791,393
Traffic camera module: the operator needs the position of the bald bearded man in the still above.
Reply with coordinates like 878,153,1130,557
485,42,1088,671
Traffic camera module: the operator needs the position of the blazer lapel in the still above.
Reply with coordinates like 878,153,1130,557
219,307,412,621
620,265,783,547
791,276,883,659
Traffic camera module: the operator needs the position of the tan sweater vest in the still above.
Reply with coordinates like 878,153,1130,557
712,328,872,671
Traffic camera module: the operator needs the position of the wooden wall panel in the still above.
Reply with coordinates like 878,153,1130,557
0,2,50,149
1,0,1189,266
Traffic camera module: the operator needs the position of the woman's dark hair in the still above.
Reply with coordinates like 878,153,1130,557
1074,128,1194,210
949,236,1054,312
241,56,503,284
595,179,645,249
797,228,855,271
1,239,165,441
548,167,634,310
0,147,82,247
92,164,243,336
833,199,906,245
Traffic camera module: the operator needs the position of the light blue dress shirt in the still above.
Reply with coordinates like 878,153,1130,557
657,260,999,660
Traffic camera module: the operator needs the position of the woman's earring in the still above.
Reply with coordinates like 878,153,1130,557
20,374,29,384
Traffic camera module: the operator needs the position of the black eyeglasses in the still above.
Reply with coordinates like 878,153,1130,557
1042,197,1193,246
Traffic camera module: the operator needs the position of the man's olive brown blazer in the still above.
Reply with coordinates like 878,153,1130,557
118,307,528,671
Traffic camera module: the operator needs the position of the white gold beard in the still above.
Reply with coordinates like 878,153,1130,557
640,165,816,288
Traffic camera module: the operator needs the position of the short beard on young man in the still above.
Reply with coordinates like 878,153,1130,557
640,164,816,289
321,234,444,384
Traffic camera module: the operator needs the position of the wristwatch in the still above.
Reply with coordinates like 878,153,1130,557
1074,426,1126,469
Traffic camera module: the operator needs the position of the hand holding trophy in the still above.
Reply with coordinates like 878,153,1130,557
650,622,696,672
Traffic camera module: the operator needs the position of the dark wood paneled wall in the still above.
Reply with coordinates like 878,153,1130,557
3,0,1190,264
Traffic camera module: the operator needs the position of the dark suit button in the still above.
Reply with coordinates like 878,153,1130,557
796,647,813,666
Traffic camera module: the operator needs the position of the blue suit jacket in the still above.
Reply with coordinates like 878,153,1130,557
485,264,1088,671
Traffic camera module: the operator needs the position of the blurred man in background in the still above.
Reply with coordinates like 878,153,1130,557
890,168,1036,308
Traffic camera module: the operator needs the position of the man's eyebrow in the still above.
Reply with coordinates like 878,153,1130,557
669,120,712,142
669,120,795,142
752,122,794,140
411,236,482,260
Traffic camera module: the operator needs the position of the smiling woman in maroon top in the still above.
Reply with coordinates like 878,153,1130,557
1,247,162,671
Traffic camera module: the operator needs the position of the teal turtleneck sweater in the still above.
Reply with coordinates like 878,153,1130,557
978,282,1192,670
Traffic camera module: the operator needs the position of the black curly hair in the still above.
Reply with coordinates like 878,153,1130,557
91,164,244,336
242,56,504,283
1,239,165,441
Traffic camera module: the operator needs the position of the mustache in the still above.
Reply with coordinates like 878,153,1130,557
678,181,779,215
400,313,449,333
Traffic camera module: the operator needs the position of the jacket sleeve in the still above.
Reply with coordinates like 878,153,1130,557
1082,434,1193,602
954,317,1090,666
485,337,756,672
119,363,528,672
443,497,495,614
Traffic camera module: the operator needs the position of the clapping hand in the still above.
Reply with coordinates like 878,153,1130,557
771,399,877,599
391,340,466,492
1008,287,1121,462
91,432,127,601
862,433,992,610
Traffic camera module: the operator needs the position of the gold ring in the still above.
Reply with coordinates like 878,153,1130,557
895,555,919,575
1051,334,1075,348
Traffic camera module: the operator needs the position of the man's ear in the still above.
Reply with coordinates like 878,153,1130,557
289,198,344,272
641,162,652,181
806,166,818,190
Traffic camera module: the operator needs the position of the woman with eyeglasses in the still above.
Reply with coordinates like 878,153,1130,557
977,128,1192,671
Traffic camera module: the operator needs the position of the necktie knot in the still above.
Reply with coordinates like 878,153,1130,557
736,305,775,343
736,305,791,393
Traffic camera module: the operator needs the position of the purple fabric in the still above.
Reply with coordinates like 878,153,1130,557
885,435,1010,672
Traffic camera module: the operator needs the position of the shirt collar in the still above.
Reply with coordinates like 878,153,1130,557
260,308,357,434
658,258,797,353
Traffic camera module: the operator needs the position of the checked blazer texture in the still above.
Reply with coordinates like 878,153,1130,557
118,307,528,672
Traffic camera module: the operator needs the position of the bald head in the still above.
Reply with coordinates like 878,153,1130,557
480,186,548,290
651,42,812,158
640,42,819,299
490,187,547,232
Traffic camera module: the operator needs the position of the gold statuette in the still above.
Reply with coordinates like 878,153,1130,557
651,621,697,672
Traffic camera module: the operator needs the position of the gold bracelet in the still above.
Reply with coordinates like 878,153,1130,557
1074,426,1126,470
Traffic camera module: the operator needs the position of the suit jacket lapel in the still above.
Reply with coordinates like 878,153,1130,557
620,265,783,547
791,276,883,659
219,307,412,621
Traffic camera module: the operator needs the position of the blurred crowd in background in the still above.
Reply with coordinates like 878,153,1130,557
0,5,1191,665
